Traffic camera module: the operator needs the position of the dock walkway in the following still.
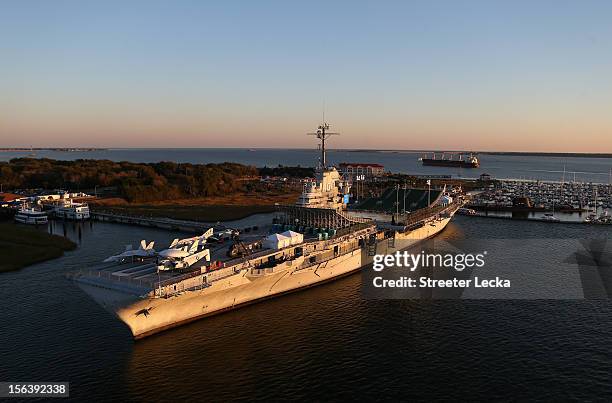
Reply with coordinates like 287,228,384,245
91,212,214,233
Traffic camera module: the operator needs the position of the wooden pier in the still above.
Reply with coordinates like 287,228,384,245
91,212,214,233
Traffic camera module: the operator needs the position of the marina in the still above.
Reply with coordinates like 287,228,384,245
467,179,611,224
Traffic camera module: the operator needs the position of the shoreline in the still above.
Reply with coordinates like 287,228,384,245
0,148,104,152
91,204,277,224
462,213,596,225
89,192,298,222
0,221,77,272
337,149,612,158
1,147,610,158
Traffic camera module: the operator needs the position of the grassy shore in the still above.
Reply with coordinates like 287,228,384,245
0,222,77,272
90,192,299,222
95,204,277,222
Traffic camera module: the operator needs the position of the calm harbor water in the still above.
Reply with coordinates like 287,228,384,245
1,148,611,183
0,217,610,401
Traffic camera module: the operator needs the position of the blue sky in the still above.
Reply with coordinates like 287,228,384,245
1,0,611,151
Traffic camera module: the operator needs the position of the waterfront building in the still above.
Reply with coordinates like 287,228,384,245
339,163,385,179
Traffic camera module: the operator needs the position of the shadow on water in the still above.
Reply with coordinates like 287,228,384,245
125,276,612,400
42,219,89,245
126,272,369,401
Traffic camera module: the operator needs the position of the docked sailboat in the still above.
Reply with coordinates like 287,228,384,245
542,191,560,221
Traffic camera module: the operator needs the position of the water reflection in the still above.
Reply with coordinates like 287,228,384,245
3,216,611,400
126,273,366,401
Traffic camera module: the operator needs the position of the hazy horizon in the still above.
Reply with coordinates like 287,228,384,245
2,1,612,152
2,146,612,156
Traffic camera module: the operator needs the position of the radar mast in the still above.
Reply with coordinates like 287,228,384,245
307,122,339,169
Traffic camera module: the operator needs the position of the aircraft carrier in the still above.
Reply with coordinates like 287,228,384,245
71,122,462,339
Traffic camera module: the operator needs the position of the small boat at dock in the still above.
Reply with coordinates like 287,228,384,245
14,206,48,225
541,213,560,222
54,200,90,220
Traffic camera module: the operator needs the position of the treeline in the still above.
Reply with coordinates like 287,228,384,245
0,159,316,202
0,158,263,202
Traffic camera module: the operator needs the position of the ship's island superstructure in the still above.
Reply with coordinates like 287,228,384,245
71,122,462,339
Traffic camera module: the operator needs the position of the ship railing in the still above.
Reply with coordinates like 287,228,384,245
220,224,376,271
223,248,275,268
154,267,241,298
296,242,363,271
336,209,372,224
150,225,379,292
155,267,206,287
318,225,376,248
72,269,156,290
245,227,376,274
294,225,373,253
400,200,462,226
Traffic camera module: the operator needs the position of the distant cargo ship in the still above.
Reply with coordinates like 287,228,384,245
420,152,480,168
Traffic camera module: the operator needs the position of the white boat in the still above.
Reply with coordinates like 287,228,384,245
54,201,90,220
542,191,560,222
14,207,48,225
541,213,560,222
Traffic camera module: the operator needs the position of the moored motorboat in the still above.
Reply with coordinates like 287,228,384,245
14,206,48,225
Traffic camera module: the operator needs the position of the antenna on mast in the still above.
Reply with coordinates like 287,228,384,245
307,115,339,169
322,100,325,124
